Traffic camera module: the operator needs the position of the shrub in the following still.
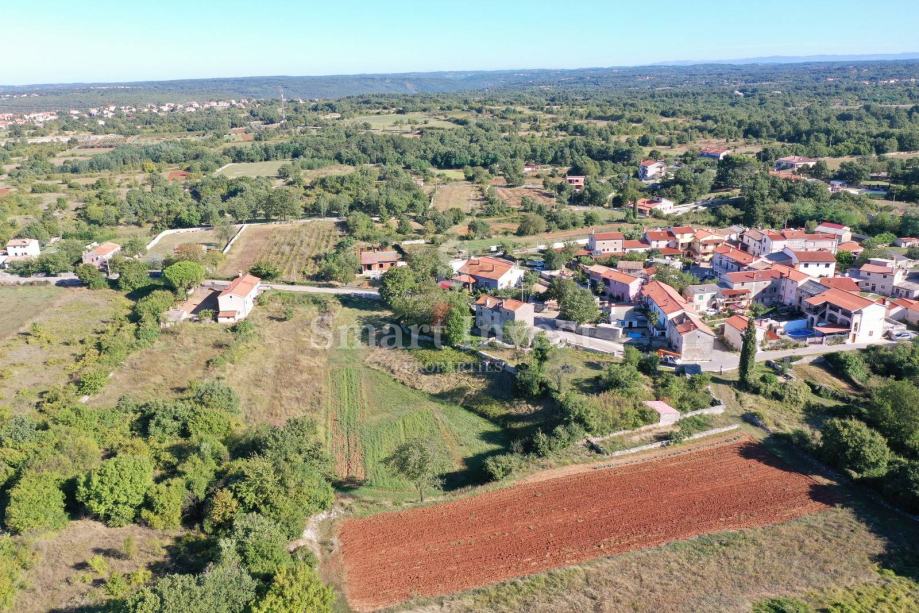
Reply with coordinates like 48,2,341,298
483,453,524,481
77,368,109,396
820,418,891,479
75,264,107,289
141,478,187,529
669,415,712,444
252,562,334,613
249,261,281,280
4,472,68,533
78,454,155,526
224,513,292,579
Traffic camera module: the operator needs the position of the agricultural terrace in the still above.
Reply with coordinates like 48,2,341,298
217,220,341,280
432,181,480,213
339,438,830,611
495,185,557,208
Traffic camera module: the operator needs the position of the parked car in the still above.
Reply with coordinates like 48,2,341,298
886,330,917,341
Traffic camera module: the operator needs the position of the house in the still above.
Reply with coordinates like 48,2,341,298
740,228,837,257
712,245,756,278
852,261,905,296
622,239,652,254
699,147,732,160
565,175,586,192
474,295,535,336
360,250,403,278
669,226,696,254
782,248,837,278
803,288,886,344
640,280,689,332
81,242,121,270
639,160,666,181
587,231,624,256
523,162,540,174
895,237,919,248
722,314,766,351
722,269,784,305
458,256,524,290
690,229,725,261
642,229,674,250
683,283,720,312
814,221,852,243
837,241,864,257
667,311,715,361
5,238,40,259
771,264,812,307
586,265,643,303
217,274,262,324
887,297,919,326
635,197,674,216
774,156,818,171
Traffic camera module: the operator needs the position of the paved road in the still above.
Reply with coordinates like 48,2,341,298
697,339,897,373
0,271,79,286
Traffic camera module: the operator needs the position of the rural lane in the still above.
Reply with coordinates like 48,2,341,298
205,279,380,299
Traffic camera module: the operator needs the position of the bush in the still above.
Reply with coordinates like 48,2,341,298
4,472,68,533
824,351,869,386
249,261,281,281
252,562,334,613
224,513,292,579
77,369,109,396
163,260,205,293
669,415,712,444
140,478,187,529
483,453,524,481
78,454,155,526
820,418,891,479
75,264,107,289
113,258,151,292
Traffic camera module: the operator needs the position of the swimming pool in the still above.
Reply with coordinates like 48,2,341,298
626,331,644,340
785,328,815,340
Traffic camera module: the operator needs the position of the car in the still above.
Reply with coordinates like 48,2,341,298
887,330,917,341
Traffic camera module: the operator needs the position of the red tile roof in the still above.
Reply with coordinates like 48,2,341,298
673,311,714,336
770,264,810,282
622,240,651,250
820,276,860,292
860,263,894,274
220,273,261,298
87,242,121,257
591,231,624,241
837,241,863,253
475,295,528,312
459,257,515,281
641,280,687,316
724,314,751,333
789,249,837,263
805,288,875,312
724,269,783,284
816,221,847,230
360,250,401,266
714,245,756,265
587,265,641,285
644,230,671,242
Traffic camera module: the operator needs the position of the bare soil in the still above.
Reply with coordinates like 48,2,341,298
338,439,831,611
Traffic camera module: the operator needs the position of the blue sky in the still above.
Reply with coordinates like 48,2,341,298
2,0,918,85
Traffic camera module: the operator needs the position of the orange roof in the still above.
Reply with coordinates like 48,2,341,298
644,230,671,242
658,247,683,256
592,231,624,241
805,288,875,312
890,297,919,312
360,250,401,266
788,249,837,263
6,238,36,247
641,280,687,316
693,229,722,242
475,295,528,312
220,273,261,298
820,277,860,292
622,239,651,250
770,264,810,282
459,257,515,281
860,263,893,274
816,221,847,230
837,241,863,253
88,242,121,257
714,245,756,265
674,312,714,336
724,314,751,332
671,226,695,235
587,265,641,285
724,269,783,284
639,159,663,167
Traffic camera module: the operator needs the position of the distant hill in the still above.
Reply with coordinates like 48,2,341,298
654,52,919,66
2,54,919,112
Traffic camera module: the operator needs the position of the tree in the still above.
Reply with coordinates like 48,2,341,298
253,562,334,613
249,261,280,281
379,266,417,306
738,317,757,389
559,286,599,325
383,438,444,502
442,304,471,347
468,218,490,239
77,455,154,527
164,260,205,293
502,320,532,349
224,513,292,579
820,418,891,478
869,380,919,454
4,473,68,533
516,214,547,236
601,363,642,395
113,258,151,292
140,478,186,530
75,263,107,289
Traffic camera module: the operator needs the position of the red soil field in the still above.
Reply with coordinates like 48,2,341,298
338,439,832,611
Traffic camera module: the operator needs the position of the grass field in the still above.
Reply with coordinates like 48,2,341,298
215,160,288,178
0,287,129,413
218,220,342,280
346,112,457,133
432,182,480,212
145,227,230,261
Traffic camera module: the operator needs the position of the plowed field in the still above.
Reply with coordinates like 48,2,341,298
338,439,831,611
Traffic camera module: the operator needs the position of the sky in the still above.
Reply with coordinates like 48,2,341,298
2,0,919,85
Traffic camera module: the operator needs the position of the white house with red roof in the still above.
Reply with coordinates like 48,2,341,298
802,288,885,344
712,245,757,278
782,248,837,278
474,295,534,335
81,242,121,270
565,175,586,192
774,156,818,171
5,238,40,259
638,160,666,181
814,221,852,243
722,314,766,351
587,230,624,255
217,274,262,324
690,229,726,261
458,256,523,290
852,260,905,296
585,265,643,302
667,311,715,361
635,197,674,216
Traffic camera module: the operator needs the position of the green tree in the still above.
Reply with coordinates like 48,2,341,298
559,286,599,325
4,472,68,533
442,304,471,347
224,513,292,579
869,380,919,454
502,320,532,350
820,418,891,478
383,438,444,502
113,258,151,292
253,562,334,613
140,478,186,530
78,455,155,527
516,214,547,236
738,317,757,389
164,260,205,293
379,266,417,305
75,263,107,289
